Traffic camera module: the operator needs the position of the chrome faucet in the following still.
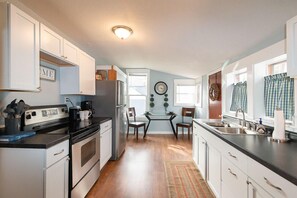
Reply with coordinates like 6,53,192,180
235,108,246,127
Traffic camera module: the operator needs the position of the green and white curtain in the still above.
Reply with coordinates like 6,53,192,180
264,73,294,120
230,81,247,112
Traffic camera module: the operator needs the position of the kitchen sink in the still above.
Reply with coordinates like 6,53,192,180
204,122,229,127
214,127,263,135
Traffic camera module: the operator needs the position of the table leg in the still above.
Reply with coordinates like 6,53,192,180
144,120,151,137
169,119,177,138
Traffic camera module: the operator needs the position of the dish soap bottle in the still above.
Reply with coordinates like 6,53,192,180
256,118,266,134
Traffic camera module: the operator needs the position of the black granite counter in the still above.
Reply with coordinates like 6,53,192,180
194,119,297,186
0,117,112,149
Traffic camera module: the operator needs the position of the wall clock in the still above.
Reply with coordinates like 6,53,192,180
154,81,168,95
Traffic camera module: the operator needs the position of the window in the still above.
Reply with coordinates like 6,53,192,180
264,73,294,120
230,81,247,112
126,69,150,116
174,79,196,106
267,61,287,75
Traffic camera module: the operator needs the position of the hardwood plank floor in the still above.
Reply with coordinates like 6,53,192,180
87,134,192,198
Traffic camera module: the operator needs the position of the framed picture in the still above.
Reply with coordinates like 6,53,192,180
40,66,56,81
96,70,107,80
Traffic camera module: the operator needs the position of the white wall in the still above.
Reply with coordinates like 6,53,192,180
222,40,286,121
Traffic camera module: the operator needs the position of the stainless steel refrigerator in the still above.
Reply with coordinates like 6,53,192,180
87,80,127,160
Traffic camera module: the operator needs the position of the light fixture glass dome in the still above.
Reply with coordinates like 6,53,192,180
112,25,133,39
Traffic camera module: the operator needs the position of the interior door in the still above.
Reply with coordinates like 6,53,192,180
208,71,222,119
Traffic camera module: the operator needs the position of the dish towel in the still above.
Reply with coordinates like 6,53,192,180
272,109,285,140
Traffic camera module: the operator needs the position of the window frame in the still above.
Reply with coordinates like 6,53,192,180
174,79,196,107
126,69,150,116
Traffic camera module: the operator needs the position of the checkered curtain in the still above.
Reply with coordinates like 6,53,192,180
230,81,247,113
264,73,294,120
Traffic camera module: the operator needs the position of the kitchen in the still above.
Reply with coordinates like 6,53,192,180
1,0,297,198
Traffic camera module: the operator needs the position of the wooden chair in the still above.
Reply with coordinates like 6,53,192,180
126,107,146,140
176,107,195,139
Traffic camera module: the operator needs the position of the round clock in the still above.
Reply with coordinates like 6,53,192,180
154,81,168,95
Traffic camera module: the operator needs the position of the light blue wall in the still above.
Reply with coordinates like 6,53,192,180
0,61,82,126
124,69,194,133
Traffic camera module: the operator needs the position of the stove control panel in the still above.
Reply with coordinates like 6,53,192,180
23,105,69,126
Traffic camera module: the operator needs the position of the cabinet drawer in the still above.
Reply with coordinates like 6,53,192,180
222,157,247,198
221,141,248,173
46,140,69,167
247,157,297,198
100,120,112,133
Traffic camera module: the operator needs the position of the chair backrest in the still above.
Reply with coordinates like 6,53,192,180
181,107,195,122
126,107,137,123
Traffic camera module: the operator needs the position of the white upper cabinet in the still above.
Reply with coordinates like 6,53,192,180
0,3,40,91
60,50,95,95
40,24,79,66
286,15,297,77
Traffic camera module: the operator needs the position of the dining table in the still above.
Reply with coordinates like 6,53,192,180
144,111,177,138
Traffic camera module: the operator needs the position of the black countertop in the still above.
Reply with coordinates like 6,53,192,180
0,117,112,149
194,119,297,186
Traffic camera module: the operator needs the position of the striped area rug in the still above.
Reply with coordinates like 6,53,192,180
164,161,215,198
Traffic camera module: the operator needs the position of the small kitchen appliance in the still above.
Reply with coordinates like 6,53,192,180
81,101,93,117
69,106,81,121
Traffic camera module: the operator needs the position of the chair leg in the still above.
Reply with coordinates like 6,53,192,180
136,127,139,140
182,127,184,135
143,124,146,139
176,126,178,139
134,128,136,135
188,127,190,139
126,126,129,138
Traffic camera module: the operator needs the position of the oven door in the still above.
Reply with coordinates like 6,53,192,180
72,130,100,187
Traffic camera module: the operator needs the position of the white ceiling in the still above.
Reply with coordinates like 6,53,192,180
18,0,297,78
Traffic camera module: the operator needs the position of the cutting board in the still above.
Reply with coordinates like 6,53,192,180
108,65,117,80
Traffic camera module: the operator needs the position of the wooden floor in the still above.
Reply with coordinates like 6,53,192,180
87,134,192,198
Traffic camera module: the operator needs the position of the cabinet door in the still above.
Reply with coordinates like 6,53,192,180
40,24,63,58
9,4,40,90
45,156,69,198
198,136,207,179
247,178,273,198
79,51,95,95
207,144,221,198
100,128,112,170
287,15,297,77
222,157,247,198
192,130,199,166
63,39,79,65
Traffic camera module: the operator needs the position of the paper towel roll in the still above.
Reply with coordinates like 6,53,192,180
272,109,285,140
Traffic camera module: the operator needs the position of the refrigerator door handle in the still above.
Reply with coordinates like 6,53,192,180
116,104,126,108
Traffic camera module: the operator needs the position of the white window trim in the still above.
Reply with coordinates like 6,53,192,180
174,79,196,107
126,69,150,116
195,77,202,108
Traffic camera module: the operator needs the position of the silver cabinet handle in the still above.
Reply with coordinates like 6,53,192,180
264,177,282,191
54,149,64,156
228,152,237,159
228,168,237,177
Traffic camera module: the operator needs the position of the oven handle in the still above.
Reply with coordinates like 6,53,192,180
72,128,100,144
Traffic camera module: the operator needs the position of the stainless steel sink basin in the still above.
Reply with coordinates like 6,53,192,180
204,122,229,127
214,127,246,134
214,127,263,135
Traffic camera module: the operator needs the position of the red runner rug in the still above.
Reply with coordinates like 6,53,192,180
164,161,215,198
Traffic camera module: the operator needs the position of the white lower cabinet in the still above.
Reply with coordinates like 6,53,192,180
207,144,221,198
100,120,112,170
198,136,207,179
222,157,247,198
193,121,297,198
192,124,199,166
247,178,273,198
0,140,69,198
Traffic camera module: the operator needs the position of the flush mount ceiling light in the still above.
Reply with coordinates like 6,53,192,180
112,25,133,40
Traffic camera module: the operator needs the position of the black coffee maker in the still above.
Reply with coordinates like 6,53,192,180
81,101,94,117
69,106,81,121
